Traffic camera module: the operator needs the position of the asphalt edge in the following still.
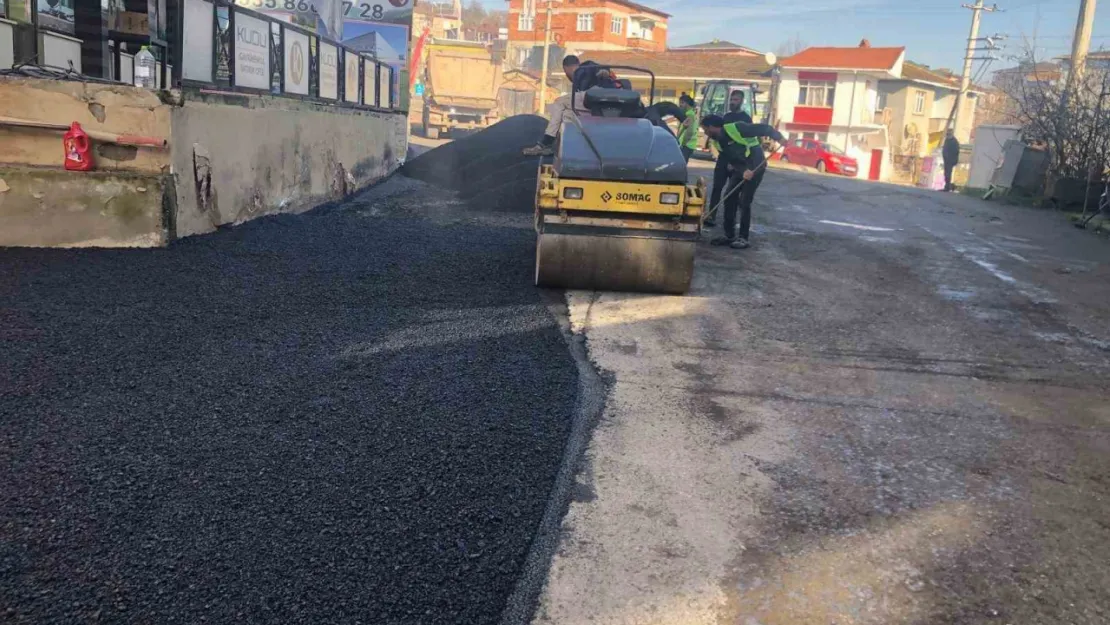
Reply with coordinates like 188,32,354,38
497,288,609,625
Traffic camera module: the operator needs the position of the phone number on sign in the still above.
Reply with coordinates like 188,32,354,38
234,0,392,20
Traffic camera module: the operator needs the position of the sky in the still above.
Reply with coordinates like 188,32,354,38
475,0,1109,77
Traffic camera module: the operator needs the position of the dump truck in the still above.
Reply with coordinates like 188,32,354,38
421,40,500,140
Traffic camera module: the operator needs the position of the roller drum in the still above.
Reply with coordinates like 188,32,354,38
535,232,695,295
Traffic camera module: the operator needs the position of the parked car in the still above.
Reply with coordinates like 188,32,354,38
781,138,859,177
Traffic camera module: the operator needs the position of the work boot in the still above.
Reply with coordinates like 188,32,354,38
710,236,734,246
730,237,751,250
522,143,555,156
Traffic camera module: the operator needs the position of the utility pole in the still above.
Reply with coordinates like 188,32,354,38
954,1,999,141
1066,0,1098,88
538,0,556,114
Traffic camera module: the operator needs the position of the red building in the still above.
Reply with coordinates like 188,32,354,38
505,0,669,68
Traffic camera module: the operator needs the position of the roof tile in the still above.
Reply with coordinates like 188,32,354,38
781,46,904,71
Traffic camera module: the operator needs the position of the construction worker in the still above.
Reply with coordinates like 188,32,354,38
523,56,619,156
677,94,698,163
705,90,753,226
701,115,786,249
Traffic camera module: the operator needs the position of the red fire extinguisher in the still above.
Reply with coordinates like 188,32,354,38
63,122,94,171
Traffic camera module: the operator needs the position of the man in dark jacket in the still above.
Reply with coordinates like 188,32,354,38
523,57,622,156
942,130,960,192
701,115,786,249
705,90,754,226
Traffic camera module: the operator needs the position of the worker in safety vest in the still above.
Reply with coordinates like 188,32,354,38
677,94,699,163
705,90,753,227
700,115,786,249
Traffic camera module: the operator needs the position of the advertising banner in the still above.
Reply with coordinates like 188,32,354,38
339,0,411,107
318,41,339,99
233,0,342,39
344,50,360,103
233,12,271,90
232,0,412,107
283,28,311,94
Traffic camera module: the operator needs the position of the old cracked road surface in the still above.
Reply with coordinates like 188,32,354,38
536,166,1110,625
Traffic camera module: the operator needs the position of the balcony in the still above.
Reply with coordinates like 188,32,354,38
626,37,658,51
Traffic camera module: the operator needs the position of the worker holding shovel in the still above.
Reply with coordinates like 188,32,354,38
700,115,786,249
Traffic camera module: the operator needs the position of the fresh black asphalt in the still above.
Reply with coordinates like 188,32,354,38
0,174,579,623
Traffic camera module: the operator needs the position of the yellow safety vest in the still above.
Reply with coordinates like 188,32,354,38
722,123,762,158
679,109,699,149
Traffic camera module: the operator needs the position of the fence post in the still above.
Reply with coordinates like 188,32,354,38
277,23,285,94
210,0,219,84
170,0,185,86
227,3,236,87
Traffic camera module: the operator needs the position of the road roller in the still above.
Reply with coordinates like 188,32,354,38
534,66,706,295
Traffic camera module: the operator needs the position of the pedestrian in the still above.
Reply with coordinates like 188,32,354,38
942,130,960,192
705,90,753,226
700,114,786,249
677,94,699,163
523,56,619,156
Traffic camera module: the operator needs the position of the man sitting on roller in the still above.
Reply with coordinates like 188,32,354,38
700,115,786,250
523,55,621,156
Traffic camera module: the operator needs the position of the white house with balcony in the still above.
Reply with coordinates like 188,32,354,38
775,41,905,181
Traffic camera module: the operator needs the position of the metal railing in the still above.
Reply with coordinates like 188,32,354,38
172,0,399,111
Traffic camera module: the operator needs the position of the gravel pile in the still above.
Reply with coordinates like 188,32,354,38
402,115,547,213
0,189,578,623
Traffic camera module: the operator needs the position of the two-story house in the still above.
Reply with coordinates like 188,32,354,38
776,41,904,180
506,0,668,69
877,62,981,157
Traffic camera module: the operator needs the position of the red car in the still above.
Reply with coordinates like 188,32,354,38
781,138,859,177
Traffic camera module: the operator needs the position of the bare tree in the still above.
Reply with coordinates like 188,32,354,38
774,34,808,59
997,41,1110,192
461,0,487,26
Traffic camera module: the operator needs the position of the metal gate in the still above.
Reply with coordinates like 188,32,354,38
498,88,535,117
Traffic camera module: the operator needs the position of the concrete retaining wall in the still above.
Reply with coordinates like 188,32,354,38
0,77,171,174
171,92,407,238
0,168,169,247
0,76,407,247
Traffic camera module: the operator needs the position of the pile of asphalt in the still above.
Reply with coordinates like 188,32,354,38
402,115,547,213
0,194,578,623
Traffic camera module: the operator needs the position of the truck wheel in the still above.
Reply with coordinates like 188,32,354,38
426,127,440,140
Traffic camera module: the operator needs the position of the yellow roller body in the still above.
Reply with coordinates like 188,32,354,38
534,164,706,295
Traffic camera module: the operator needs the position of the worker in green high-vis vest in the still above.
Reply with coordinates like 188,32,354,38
700,114,786,249
677,94,699,163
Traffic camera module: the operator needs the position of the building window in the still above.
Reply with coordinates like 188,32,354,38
610,16,624,35
518,13,534,31
914,90,926,114
577,13,594,32
798,80,835,107
630,21,653,40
